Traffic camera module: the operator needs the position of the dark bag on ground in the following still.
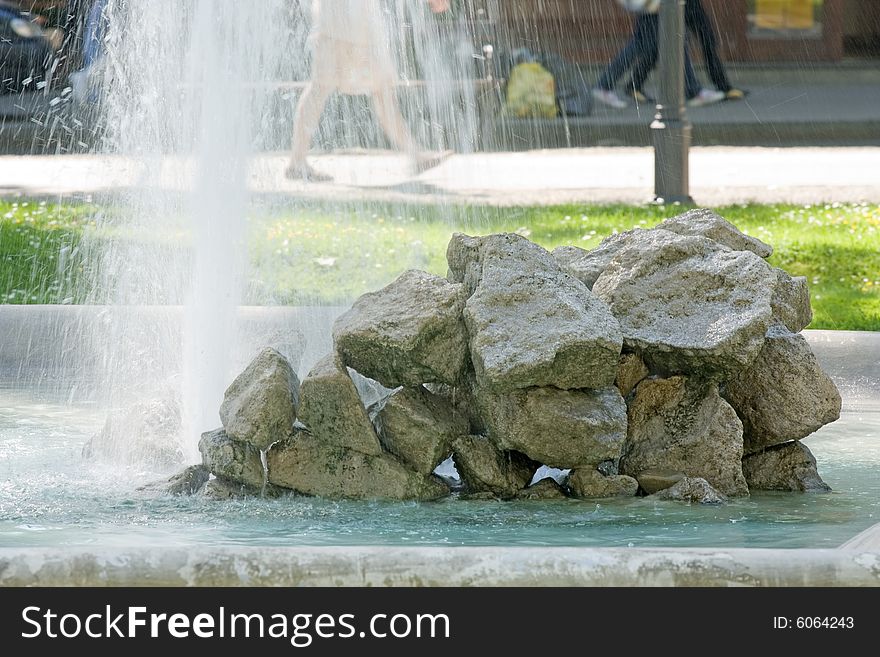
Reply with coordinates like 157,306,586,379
497,47,593,117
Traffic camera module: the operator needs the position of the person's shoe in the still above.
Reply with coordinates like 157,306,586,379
687,88,726,107
591,88,627,109
284,163,333,182
627,88,655,105
414,150,453,174
724,88,749,101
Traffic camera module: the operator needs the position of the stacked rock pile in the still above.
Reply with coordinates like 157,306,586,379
189,209,841,503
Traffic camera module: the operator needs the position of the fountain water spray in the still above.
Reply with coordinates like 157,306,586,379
82,0,479,459
85,0,288,459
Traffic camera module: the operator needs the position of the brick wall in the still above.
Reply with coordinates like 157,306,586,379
490,0,850,63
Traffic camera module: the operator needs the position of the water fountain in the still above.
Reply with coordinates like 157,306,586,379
0,0,878,585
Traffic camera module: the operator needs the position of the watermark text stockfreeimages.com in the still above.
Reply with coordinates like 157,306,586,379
21,605,450,647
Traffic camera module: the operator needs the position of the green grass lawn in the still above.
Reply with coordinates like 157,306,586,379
0,201,96,305
2,199,879,330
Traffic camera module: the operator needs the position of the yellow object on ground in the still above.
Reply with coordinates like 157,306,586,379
505,62,558,119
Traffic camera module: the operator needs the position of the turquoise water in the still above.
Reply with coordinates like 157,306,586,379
1,388,878,549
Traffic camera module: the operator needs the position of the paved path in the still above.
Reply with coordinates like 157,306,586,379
499,66,880,148
0,147,878,206
3,65,879,151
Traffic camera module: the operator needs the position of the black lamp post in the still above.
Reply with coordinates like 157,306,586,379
651,0,694,205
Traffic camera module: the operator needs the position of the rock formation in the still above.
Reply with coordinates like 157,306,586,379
145,210,839,505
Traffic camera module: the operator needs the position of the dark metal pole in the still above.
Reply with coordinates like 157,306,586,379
651,0,694,205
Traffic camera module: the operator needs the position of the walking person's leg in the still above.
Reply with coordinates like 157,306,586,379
629,9,723,108
686,51,725,106
685,0,731,92
684,48,701,100
628,13,659,98
629,14,698,99
371,87,447,174
597,34,642,92
685,0,746,99
594,13,656,108
286,82,335,181
685,44,726,107
370,86,419,157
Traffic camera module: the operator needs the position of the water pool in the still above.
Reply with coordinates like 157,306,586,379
2,385,877,551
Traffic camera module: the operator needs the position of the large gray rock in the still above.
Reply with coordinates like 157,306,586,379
198,428,265,489
372,386,468,474
82,396,184,470
635,469,686,495
159,465,210,496
451,435,536,498
446,232,487,295
296,354,383,456
657,208,773,258
742,441,831,492
136,464,210,496
652,477,727,504
771,268,813,333
425,380,482,435
203,477,261,500
620,376,749,496
333,269,468,387
615,352,649,398
724,325,841,454
481,386,628,469
202,477,286,500
266,431,448,501
551,229,651,290
553,227,724,292
449,233,622,391
516,478,569,500
592,230,776,378
556,221,803,340
567,469,638,499
551,245,610,291
596,459,620,477
219,347,299,451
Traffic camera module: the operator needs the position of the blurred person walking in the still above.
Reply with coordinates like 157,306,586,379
629,0,746,103
684,0,747,100
286,0,450,182
592,2,724,110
